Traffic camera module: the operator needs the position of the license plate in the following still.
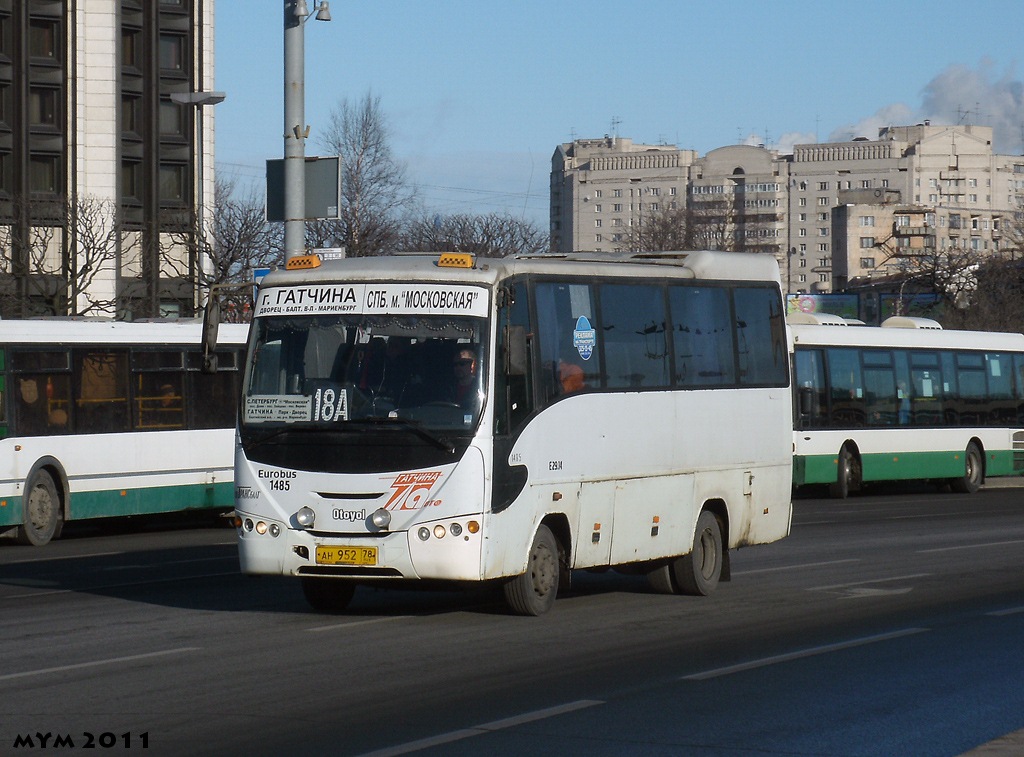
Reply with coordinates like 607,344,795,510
315,545,378,566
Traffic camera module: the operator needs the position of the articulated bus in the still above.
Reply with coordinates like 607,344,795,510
230,250,793,615
789,313,1024,497
0,320,248,545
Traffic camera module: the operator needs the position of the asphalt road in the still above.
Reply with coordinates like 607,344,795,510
1,483,1023,756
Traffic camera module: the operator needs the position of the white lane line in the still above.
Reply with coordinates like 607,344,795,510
0,647,200,682
807,573,931,592
918,539,1024,554
355,699,605,757
682,628,929,681
307,616,411,632
987,606,1024,617
734,558,860,576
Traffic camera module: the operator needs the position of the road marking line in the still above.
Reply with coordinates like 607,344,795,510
918,539,1024,554
307,616,411,632
734,558,859,575
354,699,605,757
987,606,1024,616
682,628,929,681
0,647,200,682
807,573,930,591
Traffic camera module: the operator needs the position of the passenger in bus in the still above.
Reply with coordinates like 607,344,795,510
558,360,585,393
451,347,480,410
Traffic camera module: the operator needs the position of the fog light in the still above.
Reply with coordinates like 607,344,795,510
371,508,391,529
433,524,446,539
295,506,315,528
449,522,463,537
417,527,430,541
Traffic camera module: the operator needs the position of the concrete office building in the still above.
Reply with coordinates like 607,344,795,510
552,123,1024,295
0,0,218,318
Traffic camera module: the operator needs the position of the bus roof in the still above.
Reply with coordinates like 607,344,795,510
258,250,782,290
790,321,1024,352
0,319,249,346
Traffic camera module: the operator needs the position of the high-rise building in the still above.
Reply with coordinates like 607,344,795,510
0,0,218,318
551,124,1024,295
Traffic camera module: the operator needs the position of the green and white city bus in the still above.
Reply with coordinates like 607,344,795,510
0,319,248,545
790,313,1024,497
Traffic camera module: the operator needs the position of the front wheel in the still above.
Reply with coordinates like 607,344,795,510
17,469,63,546
674,510,724,596
504,524,560,616
301,577,356,613
951,442,983,494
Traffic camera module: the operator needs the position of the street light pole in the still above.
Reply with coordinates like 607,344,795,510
171,90,226,314
283,0,331,263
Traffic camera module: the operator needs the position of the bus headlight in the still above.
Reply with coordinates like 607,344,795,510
295,507,315,528
371,508,391,530
417,527,430,541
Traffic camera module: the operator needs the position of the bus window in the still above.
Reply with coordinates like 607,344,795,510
827,348,864,427
495,281,533,435
599,283,669,389
734,286,787,386
986,353,1015,424
75,351,130,434
535,281,597,403
670,285,735,387
862,349,896,426
794,348,827,429
909,351,942,426
15,374,71,436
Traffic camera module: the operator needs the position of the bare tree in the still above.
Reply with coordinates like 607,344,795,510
0,195,123,318
312,92,414,257
627,199,734,252
400,212,547,257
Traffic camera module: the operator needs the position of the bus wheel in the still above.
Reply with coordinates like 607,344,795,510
951,442,983,494
504,524,559,616
674,510,723,596
829,446,858,499
647,563,677,594
17,469,62,546
301,577,356,613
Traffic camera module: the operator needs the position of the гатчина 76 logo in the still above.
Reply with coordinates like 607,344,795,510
384,471,442,510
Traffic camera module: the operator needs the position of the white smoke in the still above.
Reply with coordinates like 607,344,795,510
826,61,1024,154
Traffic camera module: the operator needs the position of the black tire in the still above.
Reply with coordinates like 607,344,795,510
675,510,723,596
504,524,560,616
646,563,677,594
951,442,983,494
829,445,857,499
301,577,356,613
17,469,63,546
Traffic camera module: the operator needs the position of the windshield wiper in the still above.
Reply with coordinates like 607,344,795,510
351,416,456,454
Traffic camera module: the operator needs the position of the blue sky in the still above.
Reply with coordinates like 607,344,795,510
215,0,1024,227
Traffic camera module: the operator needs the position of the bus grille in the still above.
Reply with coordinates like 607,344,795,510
298,566,404,578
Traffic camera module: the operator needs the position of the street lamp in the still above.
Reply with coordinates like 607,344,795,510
171,90,226,314
283,0,331,262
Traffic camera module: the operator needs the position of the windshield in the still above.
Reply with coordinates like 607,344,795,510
243,313,487,433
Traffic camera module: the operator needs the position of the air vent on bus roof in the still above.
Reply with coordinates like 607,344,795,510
785,312,849,326
880,316,943,330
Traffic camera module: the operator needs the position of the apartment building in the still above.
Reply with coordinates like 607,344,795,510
0,0,217,318
551,123,1024,295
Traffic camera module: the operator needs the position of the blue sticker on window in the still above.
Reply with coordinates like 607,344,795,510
573,316,596,360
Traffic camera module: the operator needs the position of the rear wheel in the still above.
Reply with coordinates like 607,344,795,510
301,577,356,613
829,445,858,499
504,524,560,616
951,442,983,494
17,469,63,546
675,510,723,596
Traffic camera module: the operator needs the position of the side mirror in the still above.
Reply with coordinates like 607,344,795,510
799,385,815,417
201,297,221,374
504,325,527,377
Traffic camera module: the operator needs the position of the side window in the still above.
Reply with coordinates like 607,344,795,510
599,283,669,389
75,350,130,433
535,281,597,405
188,349,240,429
827,348,864,426
909,351,943,426
986,353,1015,424
495,280,533,435
794,348,827,429
11,350,72,437
669,285,735,386
862,350,896,426
133,350,185,430
733,286,787,386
